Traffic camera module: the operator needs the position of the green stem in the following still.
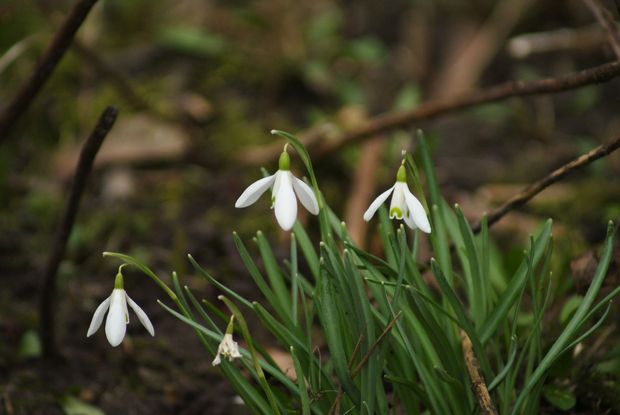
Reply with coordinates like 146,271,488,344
102,251,178,303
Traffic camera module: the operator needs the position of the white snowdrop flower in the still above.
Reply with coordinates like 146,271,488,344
235,147,319,231
363,164,431,233
213,316,242,366
86,270,154,347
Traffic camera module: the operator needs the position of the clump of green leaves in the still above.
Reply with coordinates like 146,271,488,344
107,131,618,414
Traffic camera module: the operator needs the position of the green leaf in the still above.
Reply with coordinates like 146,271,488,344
384,374,431,408
348,36,386,63
454,204,485,324
255,231,293,317
232,233,290,322
290,346,311,415
316,266,360,403
512,221,615,414
430,259,492,380
488,336,518,392
480,219,552,344
542,385,576,410
17,330,41,359
292,225,319,280
560,301,613,355
219,296,283,415
158,26,226,57
559,295,584,324
417,130,440,206
158,300,290,413
61,396,105,415
188,254,253,309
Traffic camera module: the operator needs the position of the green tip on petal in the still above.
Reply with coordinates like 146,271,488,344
114,272,124,289
278,150,290,170
396,165,407,182
390,207,403,218
225,315,235,334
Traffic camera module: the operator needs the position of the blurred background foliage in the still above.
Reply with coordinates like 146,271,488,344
0,0,619,413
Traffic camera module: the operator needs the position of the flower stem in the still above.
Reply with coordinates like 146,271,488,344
102,252,178,302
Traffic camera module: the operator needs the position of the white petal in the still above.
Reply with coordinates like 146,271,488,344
389,183,407,219
292,176,319,215
86,296,111,337
230,343,242,359
274,172,297,231
272,170,283,200
123,293,129,323
403,213,417,230
126,293,155,336
212,353,222,366
105,289,127,347
235,174,276,208
363,185,394,222
403,186,431,233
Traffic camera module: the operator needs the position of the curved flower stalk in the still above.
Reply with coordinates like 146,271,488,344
212,316,242,365
364,164,431,233
86,268,154,347
235,146,319,231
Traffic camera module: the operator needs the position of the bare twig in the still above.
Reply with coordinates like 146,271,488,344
238,61,620,165
417,132,620,271
471,133,620,233
508,25,607,58
39,106,118,358
31,1,171,120
348,335,365,368
583,0,620,60
460,330,498,415
329,312,402,414
352,311,402,378
0,0,100,143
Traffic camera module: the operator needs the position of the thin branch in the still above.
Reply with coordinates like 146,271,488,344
583,0,620,60
329,312,402,414
39,106,118,358
418,132,620,272
471,133,620,233
351,311,402,378
0,0,100,143
460,330,498,415
508,25,607,58
33,0,200,126
238,61,620,165
348,335,365,369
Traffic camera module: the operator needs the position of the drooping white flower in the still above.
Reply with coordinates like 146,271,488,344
213,316,242,366
86,271,154,347
235,147,319,231
212,333,242,365
363,164,431,233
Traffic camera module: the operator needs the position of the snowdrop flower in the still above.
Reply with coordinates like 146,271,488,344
235,146,319,231
86,269,154,347
363,164,431,233
213,316,242,365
